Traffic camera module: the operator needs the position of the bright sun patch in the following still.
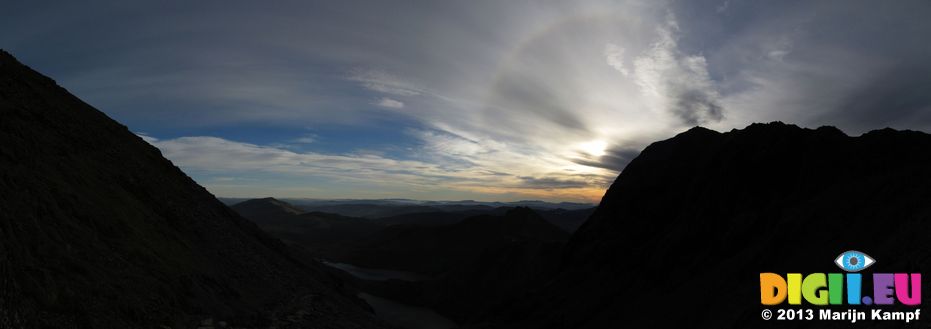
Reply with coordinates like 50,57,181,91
578,140,608,157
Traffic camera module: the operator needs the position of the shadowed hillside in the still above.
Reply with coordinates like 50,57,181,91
0,50,386,329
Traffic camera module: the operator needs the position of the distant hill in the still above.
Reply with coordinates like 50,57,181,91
230,197,305,219
232,198,383,252
493,122,931,328
0,50,386,329
295,203,447,219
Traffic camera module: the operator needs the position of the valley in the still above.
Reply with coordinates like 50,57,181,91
230,197,583,325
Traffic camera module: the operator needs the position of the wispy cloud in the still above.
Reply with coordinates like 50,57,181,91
376,97,405,109
632,13,724,125
148,134,612,202
348,69,422,96
291,135,317,144
604,43,629,76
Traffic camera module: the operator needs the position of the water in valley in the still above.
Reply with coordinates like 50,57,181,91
358,293,458,329
323,261,458,329
323,261,431,281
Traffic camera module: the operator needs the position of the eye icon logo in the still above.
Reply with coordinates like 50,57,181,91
834,250,875,272
761,250,920,306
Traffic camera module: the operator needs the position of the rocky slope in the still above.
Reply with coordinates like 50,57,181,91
0,50,386,329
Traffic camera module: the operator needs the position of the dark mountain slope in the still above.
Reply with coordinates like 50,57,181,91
0,50,385,328
495,122,931,328
536,207,596,233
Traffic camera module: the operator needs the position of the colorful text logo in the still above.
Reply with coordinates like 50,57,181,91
760,251,921,306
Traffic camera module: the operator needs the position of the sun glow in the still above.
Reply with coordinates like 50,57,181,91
578,140,608,157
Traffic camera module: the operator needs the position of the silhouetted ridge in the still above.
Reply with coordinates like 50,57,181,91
0,51,385,328
231,197,305,219
495,123,931,329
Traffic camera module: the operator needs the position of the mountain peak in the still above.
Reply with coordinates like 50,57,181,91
503,206,538,218
679,125,720,136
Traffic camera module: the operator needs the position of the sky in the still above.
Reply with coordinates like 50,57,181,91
3,0,931,203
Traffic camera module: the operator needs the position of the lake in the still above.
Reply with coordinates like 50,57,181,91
358,293,458,329
323,261,431,281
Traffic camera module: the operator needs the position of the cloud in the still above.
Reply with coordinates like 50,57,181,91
146,134,614,202
819,66,931,131
376,97,405,109
683,0,931,134
517,175,604,189
137,133,158,144
348,69,422,96
152,136,456,185
291,135,317,144
415,129,487,159
571,146,641,171
604,43,629,75
633,14,724,125
716,0,730,13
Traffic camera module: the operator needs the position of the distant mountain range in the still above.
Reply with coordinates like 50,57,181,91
230,197,593,245
221,198,594,215
230,196,591,254
231,198,384,255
